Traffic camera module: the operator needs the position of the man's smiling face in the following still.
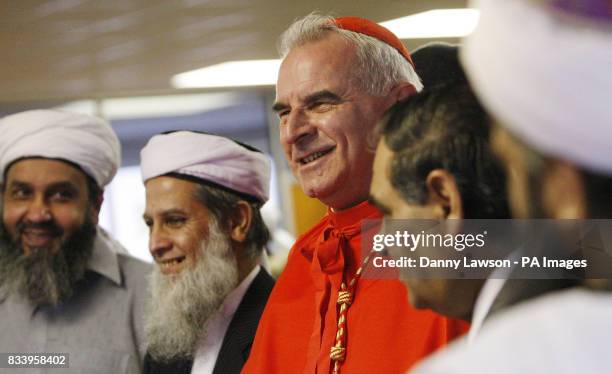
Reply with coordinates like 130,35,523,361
275,33,393,209
144,176,214,275
2,158,92,257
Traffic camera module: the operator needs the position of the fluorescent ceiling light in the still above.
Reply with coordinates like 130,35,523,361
380,9,480,39
172,59,281,89
56,93,242,120
101,93,241,119
172,9,479,88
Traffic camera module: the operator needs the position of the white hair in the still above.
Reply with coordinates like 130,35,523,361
279,13,423,95
144,217,239,361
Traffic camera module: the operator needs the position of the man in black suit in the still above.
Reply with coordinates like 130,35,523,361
139,131,275,374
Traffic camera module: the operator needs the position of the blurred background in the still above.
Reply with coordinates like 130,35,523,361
0,0,472,268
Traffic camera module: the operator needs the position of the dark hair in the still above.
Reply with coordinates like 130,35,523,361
83,171,103,205
581,171,612,218
411,42,467,90
176,174,270,258
381,83,510,219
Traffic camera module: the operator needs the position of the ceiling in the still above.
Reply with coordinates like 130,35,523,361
1,0,466,104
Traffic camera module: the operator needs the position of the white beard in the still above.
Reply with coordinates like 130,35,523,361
144,219,239,362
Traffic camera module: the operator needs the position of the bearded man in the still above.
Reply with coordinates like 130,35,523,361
140,131,275,374
0,109,150,373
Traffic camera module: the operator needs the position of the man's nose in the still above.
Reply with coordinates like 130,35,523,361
283,110,315,146
149,226,172,258
24,196,52,223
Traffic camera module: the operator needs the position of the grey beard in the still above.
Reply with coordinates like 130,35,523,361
0,217,96,307
144,219,239,362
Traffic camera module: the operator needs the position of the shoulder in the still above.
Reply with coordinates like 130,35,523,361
287,215,330,256
249,267,275,296
89,229,152,292
116,252,151,292
116,252,151,276
235,267,275,312
414,288,612,374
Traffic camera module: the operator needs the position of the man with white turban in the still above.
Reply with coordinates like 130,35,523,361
412,1,612,372
140,131,275,374
0,109,150,373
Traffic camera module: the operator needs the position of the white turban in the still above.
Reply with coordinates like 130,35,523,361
462,0,612,174
140,131,271,203
0,109,121,187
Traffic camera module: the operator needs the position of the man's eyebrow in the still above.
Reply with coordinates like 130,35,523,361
272,101,288,113
304,90,341,105
368,195,391,215
47,181,79,191
142,208,187,221
6,180,30,189
272,90,342,113
160,208,187,217
8,180,77,192
44,182,81,198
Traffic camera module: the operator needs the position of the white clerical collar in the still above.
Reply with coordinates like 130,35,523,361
468,250,522,342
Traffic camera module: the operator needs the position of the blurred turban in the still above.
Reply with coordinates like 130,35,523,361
462,0,612,174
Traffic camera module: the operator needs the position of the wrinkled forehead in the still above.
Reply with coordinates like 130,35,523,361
144,176,202,211
276,36,359,102
145,175,197,199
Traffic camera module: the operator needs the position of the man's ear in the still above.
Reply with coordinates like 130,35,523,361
425,169,464,219
382,83,417,111
229,200,253,243
541,160,587,219
392,82,417,103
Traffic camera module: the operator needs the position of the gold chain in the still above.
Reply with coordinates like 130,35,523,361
331,248,375,374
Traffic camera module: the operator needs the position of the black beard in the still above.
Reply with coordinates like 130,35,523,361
0,215,96,308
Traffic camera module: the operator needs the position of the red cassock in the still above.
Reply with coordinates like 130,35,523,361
243,202,469,374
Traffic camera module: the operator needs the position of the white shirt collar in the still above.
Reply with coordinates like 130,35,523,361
468,250,522,342
87,227,123,286
191,265,261,374
468,276,507,343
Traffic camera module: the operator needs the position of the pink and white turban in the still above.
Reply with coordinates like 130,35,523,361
140,131,271,203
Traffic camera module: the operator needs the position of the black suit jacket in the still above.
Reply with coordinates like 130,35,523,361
142,267,275,374
487,241,584,320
